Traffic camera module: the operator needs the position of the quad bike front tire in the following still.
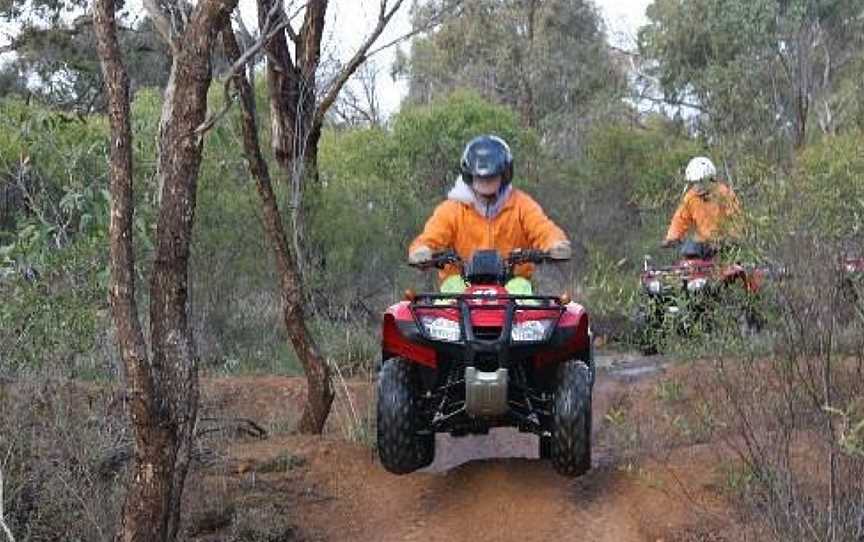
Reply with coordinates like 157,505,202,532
539,434,552,459
737,306,764,337
551,360,592,476
377,357,435,474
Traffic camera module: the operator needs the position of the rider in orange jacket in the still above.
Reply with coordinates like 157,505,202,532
662,156,742,250
408,135,571,293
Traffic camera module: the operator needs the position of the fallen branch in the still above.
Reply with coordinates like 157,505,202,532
197,417,269,440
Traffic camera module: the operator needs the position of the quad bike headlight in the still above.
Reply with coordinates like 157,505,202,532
420,316,461,342
686,278,708,292
645,279,662,295
511,319,555,342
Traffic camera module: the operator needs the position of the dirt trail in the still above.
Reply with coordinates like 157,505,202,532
193,351,736,542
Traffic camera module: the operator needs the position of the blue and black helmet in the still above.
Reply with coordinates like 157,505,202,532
459,135,514,186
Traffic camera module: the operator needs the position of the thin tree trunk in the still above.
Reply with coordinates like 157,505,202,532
149,1,240,535
93,2,168,540
517,0,538,128
258,0,320,171
249,0,408,432
222,18,333,433
793,25,811,149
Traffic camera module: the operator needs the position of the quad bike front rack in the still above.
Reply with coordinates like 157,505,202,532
408,292,566,367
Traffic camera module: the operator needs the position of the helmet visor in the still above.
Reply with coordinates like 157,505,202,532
465,148,507,178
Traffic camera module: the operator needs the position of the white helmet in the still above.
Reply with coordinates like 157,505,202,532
684,156,716,182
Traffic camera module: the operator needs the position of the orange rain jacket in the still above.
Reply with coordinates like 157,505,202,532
665,181,742,243
409,185,568,282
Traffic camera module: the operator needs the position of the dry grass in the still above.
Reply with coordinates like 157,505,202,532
0,373,126,541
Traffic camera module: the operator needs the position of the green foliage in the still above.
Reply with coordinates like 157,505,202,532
531,118,700,327
401,0,623,155
0,97,108,177
390,89,537,191
0,235,111,377
640,0,864,148
654,377,684,403
0,94,163,378
735,129,864,262
718,460,759,494
0,99,116,376
791,131,864,241
576,249,636,325
603,398,641,458
0,8,171,111
184,86,302,374
582,117,703,210
0,98,111,253
315,126,411,282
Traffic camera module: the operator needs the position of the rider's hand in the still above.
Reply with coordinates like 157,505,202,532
549,240,572,260
661,238,679,249
408,245,433,265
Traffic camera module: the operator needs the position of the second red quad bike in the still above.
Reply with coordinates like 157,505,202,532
377,249,594,477
634,240,768,355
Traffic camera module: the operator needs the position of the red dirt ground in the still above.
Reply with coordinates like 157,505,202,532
185,357,750,541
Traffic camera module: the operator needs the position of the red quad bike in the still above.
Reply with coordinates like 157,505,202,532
634,240,767,355
377,249,594,476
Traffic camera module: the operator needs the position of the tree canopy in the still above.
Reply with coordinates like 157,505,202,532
395,0,625,156
639,0,864,150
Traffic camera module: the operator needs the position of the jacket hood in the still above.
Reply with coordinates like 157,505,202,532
447,175,513,218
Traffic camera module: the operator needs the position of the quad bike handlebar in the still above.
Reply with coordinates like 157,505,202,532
409,248,556,270
507,248,554,265
408,249,460,270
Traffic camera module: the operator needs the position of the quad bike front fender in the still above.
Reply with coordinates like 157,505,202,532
532,303,590,369
382,308,437,368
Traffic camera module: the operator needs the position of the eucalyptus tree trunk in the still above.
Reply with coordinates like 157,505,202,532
93,0,238,539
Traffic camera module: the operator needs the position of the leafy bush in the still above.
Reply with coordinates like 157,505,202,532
0,98,111,268
0,97,153,378
0,235,113,377
389,89,539,193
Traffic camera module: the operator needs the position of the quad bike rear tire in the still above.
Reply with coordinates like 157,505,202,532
377,357,435,474
551,360,592,476
632,307,661,356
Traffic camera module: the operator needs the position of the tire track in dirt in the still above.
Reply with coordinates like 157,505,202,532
384,460,644,542
200,351,726,542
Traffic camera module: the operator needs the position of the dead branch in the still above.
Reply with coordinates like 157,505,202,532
194,1,288,136
364,1,460,59
283,1,309,43
0,467,13,542
197,417,269,439
312,0,406,131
